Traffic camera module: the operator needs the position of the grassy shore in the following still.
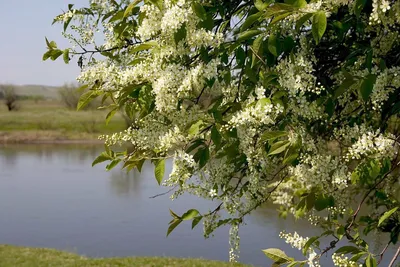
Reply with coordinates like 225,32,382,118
0,245,250,267
0,100,126,143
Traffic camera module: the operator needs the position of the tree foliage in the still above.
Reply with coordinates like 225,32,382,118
45,0,400,265
0,85,18,111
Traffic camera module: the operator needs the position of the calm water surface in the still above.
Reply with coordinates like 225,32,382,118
0,145,395,266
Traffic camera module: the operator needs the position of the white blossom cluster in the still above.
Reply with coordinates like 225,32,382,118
347,132,396,160
279,231,320,267
370,0,392,24
332,253,363,267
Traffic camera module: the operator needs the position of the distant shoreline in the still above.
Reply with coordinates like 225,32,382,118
0,131,104,145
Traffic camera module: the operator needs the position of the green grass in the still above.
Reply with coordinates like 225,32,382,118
0,245,250,267
0,100,127,143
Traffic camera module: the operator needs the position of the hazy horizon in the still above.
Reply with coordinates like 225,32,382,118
0,0,83,87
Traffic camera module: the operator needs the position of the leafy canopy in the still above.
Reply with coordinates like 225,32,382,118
45,0,400,266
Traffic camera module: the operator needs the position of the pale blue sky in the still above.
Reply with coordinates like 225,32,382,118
0,0,83,86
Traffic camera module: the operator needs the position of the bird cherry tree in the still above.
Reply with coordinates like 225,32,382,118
44,0,400,266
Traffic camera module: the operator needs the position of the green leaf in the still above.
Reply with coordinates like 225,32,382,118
149,0,163,10
192,216,202,229
267,34,279,57
314,194,334,211
92,152,113,167
325,98,334,117
334,77,356,99
174,23,187,44
262,248,294,264
254,0,270,11
191,2,207,21
354,0,367,18
295,13,313,32
169,209,181,219
237,30,263,42
106,159,121,171
42,51,52,61
211,126,222,149
378,207,399,227
50,49,63,61
130,41,158,53
197,146,209,169
188,120,203,136
124,0,141,18
335,246,361,255
350,252,366,262
285,0,307,8
365,254,377,267
241,12,263,32
63,49,70,64
45,38,57,49
167,218,182,237
77,90,100,111
181,209,199,220
251,35,264,67
268,140,290,155
261,131,287,141
302,236,319,255
312,11,327,44
105,108,118,125
270,11,293,25
360,74,376,102
154,159,165,185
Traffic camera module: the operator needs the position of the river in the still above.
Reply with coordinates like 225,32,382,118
0,144,396,266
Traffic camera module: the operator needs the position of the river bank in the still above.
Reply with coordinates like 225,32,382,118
0,245,249,267
0,100,126,144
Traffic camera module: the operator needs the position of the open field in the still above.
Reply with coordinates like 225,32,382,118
0,245,250,267
0,100,127,143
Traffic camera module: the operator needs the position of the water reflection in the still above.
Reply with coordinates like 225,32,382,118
109,169,143,197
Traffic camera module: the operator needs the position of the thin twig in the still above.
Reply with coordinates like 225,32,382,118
249,45,266,65
378,242,390,265
388,245,400,267
149,185,178,199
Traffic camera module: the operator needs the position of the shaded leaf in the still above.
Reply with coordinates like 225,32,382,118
191,2,207,20
303,236,319,255
211,126,222,149
237,30,263,42
296,13,313,32
354,0,367,18
267,34,279,57
241,12,263,32
63,49,70,64
92,152,113,167
192,216,203,229
167,218,182,237
106,159,121,171
360,74,376,102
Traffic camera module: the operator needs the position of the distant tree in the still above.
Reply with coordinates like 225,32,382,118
0,85,18,111
58,83,82,109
